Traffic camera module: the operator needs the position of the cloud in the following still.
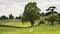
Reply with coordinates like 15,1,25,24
0,1,26,17
0,0,15,6
37,0,60,13
5,0,37,2
0,0,60,17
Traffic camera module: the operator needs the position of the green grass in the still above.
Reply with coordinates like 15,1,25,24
0,20,60,34
0,20,31,27
0,24,60,34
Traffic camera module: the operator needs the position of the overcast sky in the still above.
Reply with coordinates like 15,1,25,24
0,0,60,17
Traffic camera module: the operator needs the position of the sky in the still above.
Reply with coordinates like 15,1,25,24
0,0,60,17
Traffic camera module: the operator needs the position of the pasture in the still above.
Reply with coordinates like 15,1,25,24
0,20,60,34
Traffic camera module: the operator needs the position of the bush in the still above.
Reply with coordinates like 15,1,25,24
38,19,45,25
39,20,45,24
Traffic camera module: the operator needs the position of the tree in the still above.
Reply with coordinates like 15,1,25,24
46,13,58,25
58,13,60,24
46,6,57,16
21,2,41,26
46,6,57,25
40,12,45,17
46,6,56,12
15,17,18,19
0,15,8,20
9,14,14,19
15,16,21,19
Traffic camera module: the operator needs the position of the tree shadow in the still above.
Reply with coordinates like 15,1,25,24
0,24,39,28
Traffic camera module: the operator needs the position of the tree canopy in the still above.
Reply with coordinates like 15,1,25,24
46,13,59,25
21,2,41,26
9,14,14,19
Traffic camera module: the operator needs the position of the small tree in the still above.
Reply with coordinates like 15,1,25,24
21,2,41,26
38,18,45,26
9,14,14,19
15,16,21,19
0,15,8,20
46,13,58,25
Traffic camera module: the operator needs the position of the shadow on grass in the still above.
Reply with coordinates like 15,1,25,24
0,24,39,28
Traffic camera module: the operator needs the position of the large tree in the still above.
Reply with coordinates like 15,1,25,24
21,2,41,26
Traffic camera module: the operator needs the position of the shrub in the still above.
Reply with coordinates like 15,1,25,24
38,19,45,25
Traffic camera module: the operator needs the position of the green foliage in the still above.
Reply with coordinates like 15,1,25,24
9,14,14,19
39,19,45,24
46,13,59,25
21,2,40,22
58,14,60,24
46,13,59,22
58,14,60,19
38,18,45,25
58,14,60,20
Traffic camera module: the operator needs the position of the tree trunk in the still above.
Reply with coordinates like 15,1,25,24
51,21,54,25
30,20,34,26
58,20,60,24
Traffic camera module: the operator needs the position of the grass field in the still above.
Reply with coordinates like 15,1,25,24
0,19,31,27
0,20,60,34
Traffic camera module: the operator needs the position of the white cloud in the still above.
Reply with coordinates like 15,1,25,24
0,0,60,17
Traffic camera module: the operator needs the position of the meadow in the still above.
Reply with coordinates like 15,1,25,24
0,20,60,34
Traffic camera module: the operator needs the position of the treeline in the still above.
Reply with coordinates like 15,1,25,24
0,14,21,20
